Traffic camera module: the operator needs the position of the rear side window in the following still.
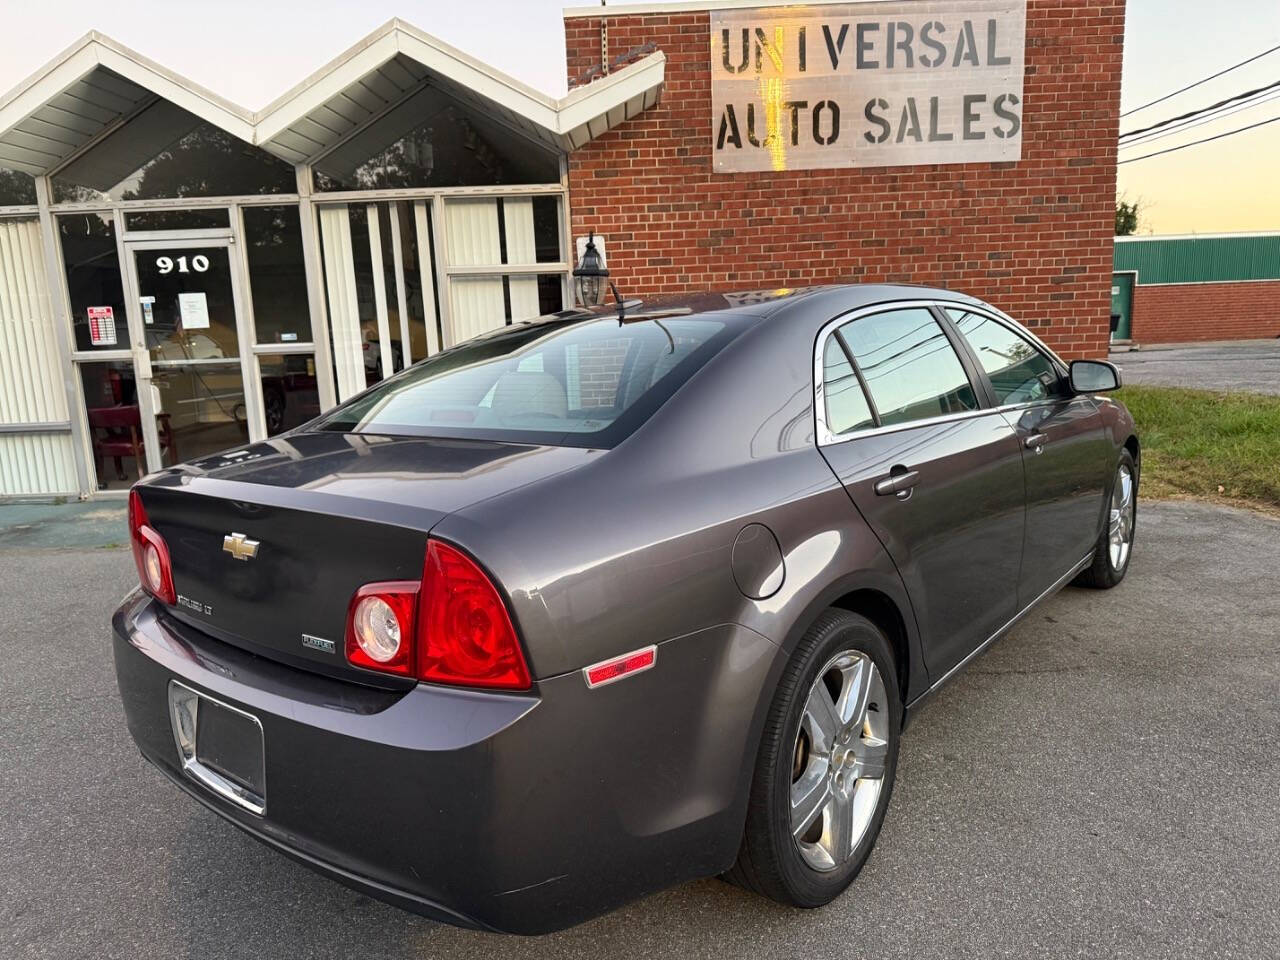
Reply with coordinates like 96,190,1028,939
822,337,875,435
836,308,978,427
947,308,1065,405
313,315,737,447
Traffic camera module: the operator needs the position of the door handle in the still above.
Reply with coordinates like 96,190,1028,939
1024,432,1049,453
874,469,920,497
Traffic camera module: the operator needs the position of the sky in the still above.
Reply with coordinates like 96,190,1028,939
1,0,1277,235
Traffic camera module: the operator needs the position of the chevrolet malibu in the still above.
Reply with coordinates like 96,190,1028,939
113,285,1138,933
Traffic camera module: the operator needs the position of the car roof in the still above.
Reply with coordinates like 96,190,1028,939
560,284,989,324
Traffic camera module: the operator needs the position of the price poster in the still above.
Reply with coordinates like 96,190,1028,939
87,306,116,346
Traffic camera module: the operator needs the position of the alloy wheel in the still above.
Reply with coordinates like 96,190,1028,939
790,650,889,871
1108,463,1135,570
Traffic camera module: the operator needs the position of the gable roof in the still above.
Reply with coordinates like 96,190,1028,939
0,32,253,176
0,21,665,177
253,19,664,163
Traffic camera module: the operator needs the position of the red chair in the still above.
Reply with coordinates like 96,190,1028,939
87,406,176,484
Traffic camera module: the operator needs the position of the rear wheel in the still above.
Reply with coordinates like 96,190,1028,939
1075,449,1137,589
726,609,901,906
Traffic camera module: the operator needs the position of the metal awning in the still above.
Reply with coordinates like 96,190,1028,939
0,20,666,177
0,32,254,176
252,19,665,163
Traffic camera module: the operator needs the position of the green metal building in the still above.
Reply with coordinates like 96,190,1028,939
1112,232,1280,343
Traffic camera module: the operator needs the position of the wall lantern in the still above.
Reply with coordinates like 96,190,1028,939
573,232,609,307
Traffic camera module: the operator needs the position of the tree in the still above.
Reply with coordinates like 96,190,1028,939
1115,198,1142,236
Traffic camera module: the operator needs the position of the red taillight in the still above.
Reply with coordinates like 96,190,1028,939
128,489,176,605
343,539,531,691
418,540,531,690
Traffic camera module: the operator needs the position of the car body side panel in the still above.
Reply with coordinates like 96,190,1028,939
1002,396,1111,602
821,411,1027,679
436,306,925,691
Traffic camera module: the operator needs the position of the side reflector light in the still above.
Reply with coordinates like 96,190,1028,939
128,489,176,606
583,645,657,689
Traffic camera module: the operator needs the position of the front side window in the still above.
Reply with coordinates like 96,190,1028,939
836,308,978,427
947,308,1064,405
313,315,741,448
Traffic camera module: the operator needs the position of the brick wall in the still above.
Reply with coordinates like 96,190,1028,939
1132,281,1280,344
564,1,1125,359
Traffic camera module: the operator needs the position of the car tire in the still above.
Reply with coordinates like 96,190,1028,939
1074,448,1138,589
725,609,901,907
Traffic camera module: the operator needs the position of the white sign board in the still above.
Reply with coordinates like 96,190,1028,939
711,1,1026,173
178,291,210,330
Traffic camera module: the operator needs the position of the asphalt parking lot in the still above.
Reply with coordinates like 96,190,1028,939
1115,339,1280,394
2,500,1277,959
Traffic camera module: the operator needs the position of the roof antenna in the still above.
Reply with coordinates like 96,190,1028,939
610,282,625,322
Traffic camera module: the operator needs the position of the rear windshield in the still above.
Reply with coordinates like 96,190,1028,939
311,314,741,447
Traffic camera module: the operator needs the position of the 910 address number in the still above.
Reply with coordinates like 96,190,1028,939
156,255,209,274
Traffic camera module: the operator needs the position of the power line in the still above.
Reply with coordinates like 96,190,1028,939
1120,78,1280,140
1121,43,1280,118
1120,86,1280,149
1118,114,1280,164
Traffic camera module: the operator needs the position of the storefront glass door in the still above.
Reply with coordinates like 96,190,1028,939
125,240,257,471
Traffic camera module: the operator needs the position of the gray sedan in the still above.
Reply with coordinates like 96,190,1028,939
113,285,1138,933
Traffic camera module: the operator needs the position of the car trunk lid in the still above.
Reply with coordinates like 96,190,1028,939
135,432,594,685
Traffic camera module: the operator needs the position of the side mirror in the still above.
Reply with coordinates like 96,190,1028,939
1069,359,1122,394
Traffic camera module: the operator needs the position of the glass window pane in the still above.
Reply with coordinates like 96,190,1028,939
450,273,565,342
0,168,36,205
59,214,128,352
532,196,561,263
312,90,559,191
314,316,743,448
133,247,239,362
52,101,293,203
125,209,230,231
946,309,1065,405
244,206,311,345
392,201,438,362
152,362,248,465
80,360,142,490
838,308,978,427
823,336,874,435
260,354,320,435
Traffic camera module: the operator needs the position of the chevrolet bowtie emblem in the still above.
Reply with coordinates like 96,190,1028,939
222,532,260,561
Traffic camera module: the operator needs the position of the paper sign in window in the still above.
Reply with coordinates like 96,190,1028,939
178,292,210,330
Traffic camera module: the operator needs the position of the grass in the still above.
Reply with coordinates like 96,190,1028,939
1117,385,1280,510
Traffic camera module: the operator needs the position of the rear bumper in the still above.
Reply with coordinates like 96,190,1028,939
112,591,781,934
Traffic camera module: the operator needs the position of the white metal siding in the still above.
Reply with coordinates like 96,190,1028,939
0,218,64,423
0,434,76,496
0,216,75,495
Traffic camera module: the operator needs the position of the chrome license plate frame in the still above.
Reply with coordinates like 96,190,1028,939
168,681,266,816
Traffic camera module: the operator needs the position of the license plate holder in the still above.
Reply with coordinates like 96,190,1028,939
168,681,266,815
